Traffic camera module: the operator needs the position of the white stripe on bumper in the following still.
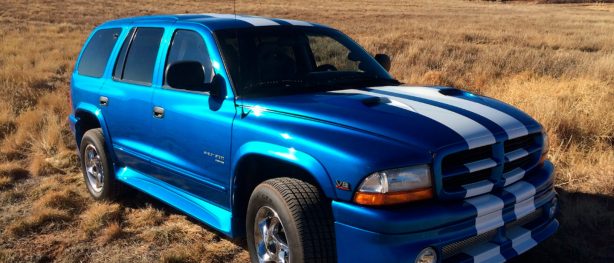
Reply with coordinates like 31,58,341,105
505,181,537,219
465,195,505,235
463,242,506,263
462,226,539,262
507,226,538,255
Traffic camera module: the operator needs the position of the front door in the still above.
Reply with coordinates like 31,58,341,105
148,28,236,208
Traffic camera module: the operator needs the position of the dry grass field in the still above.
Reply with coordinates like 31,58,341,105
0,0,613,262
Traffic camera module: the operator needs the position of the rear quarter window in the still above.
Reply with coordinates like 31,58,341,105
77,28,122,78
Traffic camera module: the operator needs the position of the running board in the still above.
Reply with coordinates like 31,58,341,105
115,167,233,236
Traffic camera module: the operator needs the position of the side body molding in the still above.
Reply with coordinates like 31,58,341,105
232,141,336,199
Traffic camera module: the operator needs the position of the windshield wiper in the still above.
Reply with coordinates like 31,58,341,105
245,79,309,90
320,74,401,88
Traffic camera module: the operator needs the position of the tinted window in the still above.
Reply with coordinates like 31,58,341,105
120,27,164,85
78,28,121,78
216,27,395,98
113,28,135,79
165,30,214,88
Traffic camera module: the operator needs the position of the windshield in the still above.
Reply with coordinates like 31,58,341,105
215,26,399,98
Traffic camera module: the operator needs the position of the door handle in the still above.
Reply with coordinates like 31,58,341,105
153,106,165,119
99,96,109,106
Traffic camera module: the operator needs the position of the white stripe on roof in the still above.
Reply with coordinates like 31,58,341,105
203,14,280,26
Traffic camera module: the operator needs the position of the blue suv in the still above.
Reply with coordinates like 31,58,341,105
69,14,558,263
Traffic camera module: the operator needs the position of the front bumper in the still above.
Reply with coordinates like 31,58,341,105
332,161,558,263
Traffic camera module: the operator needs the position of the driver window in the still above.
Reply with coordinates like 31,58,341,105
307,34,361,72
165,30,214,89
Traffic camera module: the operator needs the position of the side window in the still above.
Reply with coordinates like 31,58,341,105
114,27,164,85
77,28,121,78
113,28,135,79
165,29,214,89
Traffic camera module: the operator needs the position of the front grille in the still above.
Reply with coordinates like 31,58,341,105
442,145,493,169
438,133,543,198
442,208,544,259
441,228,498,258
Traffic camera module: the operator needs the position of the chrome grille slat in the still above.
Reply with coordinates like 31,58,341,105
504,148,529,162
439,133,542,197
464,158,498,173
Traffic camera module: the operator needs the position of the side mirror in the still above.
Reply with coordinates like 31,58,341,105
166,61,207,91
374,54,391,72
209,74,227,100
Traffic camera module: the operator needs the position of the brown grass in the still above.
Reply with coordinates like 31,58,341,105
0,0,612,262
97,221,123,244
79,202,122,237
5,207,72,237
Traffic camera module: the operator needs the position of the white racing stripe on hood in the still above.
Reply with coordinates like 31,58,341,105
331,89,496,149
204,14,280,26
380,86,529,140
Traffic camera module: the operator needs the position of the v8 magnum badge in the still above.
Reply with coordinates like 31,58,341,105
335,180,351,191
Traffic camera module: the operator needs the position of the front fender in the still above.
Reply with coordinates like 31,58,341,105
232,141,336,199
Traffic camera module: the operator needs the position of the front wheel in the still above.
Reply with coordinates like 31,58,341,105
246,178,336,263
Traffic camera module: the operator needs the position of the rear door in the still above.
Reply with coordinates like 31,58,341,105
100,26,165,172
72,27,122,126
148,26,236,208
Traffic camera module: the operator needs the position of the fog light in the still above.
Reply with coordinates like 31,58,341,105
416,247,437,263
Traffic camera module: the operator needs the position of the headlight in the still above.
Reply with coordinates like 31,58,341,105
354,165,433,206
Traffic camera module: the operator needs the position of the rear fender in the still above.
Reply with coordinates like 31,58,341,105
73,102,118,164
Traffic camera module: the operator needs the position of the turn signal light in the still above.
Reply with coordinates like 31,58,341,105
354,188,433,206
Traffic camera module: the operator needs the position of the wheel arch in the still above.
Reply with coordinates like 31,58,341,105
230,141,336,237
73,103,115,161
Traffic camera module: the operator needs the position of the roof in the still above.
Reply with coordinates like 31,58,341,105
99,14,329,31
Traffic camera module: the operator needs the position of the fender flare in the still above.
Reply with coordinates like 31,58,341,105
231,141,336,199
73,102,117,163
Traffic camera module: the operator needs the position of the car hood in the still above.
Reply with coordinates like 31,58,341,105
240,86,542,151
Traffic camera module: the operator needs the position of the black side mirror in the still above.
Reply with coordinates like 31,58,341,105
209,74,226,100
374,54,391,72
166,61,207,91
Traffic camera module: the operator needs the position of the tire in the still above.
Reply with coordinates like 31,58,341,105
246,177,336,263
79,128,119,200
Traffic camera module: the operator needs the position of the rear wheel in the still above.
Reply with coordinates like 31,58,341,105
80,128,119,200
246,177,336,263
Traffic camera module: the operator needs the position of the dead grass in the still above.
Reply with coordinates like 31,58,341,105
126,204,166,228
5,207,72,237
80,202,122,237
0,0,612,262
97,221,123,244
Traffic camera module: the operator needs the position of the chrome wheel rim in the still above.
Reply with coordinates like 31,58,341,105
84,144,104,193
254,206,290,263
